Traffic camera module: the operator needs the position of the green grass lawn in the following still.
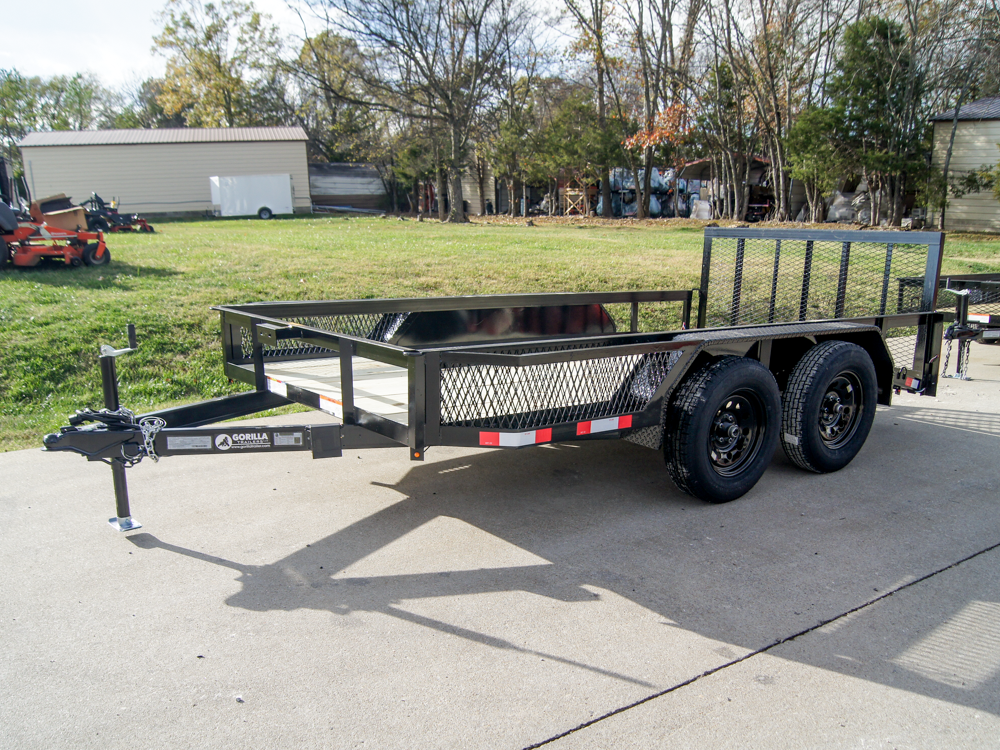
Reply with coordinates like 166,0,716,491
2,216,998,451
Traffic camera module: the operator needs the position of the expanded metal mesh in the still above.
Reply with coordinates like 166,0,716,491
239,312,406,359
704,237,931,327
966,285,1000,316
884,327,918,369
704,236,933,370
440,350,681,430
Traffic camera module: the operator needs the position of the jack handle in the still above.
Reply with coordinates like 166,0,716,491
101,323,137,358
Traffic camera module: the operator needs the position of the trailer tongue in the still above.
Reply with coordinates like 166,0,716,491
43,228,947,531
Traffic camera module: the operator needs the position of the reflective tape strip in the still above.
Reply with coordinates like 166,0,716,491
576,415,632,436
968,313,990,323
265,376,287,398
479,427,553,448
480,416,633,447
318,393,343,417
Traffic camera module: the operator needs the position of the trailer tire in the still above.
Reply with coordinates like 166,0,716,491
83,243,110,266
257,207,273,220
664,357,781,503
781,341,876,473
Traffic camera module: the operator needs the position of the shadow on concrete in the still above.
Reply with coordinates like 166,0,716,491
128,412,1000,718
889,406,1000,437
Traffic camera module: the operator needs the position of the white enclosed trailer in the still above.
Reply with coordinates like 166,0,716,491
209,174,294,219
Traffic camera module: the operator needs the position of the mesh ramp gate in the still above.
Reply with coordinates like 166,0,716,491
697,228,944,371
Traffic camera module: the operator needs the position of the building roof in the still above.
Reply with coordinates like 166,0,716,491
308,162,381,177
931,96,1000,122
19,127,309,147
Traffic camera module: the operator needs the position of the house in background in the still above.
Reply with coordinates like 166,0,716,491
18,127,311,217
928,96,1000,232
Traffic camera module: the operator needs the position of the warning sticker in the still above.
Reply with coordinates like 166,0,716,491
167,436,213,451
274,432,304,447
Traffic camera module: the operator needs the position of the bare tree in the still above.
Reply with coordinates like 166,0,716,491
301,0,530,222
564,0,616,216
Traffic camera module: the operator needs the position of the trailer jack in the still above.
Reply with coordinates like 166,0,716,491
99,324,141,531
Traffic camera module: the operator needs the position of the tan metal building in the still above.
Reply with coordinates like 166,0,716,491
928,97,1000,232
18,127,311,216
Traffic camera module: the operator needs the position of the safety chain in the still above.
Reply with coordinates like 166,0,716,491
959,334,972,379
118,413,166,466
138,417,167,463
942,323,975,381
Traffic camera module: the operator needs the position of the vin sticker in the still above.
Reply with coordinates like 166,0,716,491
274,432,304,447
167,436,213,450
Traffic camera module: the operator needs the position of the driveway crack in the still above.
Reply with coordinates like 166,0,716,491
523,539,1000,749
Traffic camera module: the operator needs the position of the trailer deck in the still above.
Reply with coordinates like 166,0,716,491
263,356,410,425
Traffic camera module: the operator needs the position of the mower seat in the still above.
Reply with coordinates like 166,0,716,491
0,203,19,233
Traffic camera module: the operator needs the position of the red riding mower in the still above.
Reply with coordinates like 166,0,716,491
1,199,110,268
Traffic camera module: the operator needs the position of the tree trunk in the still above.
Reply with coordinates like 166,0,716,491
601,168,613,218
597,65,613,218
721,156,732,219
641,147,653,217
436,167,447,221
476,155,487,216
629,164,644,219
738,154,751,221
447,120,467,223
448,168,466,223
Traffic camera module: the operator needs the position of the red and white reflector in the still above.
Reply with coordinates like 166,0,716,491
480,428,552,447
576,414,632,436
904,377,921,389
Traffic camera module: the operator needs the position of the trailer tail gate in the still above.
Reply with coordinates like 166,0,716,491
698,228,945,394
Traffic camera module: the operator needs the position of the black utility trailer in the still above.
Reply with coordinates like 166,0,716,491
44,228,947,531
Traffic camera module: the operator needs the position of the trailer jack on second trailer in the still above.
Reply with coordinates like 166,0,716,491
43,228,949,531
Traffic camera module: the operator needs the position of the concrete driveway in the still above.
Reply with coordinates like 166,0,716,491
2,343,999,749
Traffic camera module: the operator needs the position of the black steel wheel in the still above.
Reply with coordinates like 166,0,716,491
781,341,877,473
83,243,110,266
664,357,781,503
257,207,273,220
